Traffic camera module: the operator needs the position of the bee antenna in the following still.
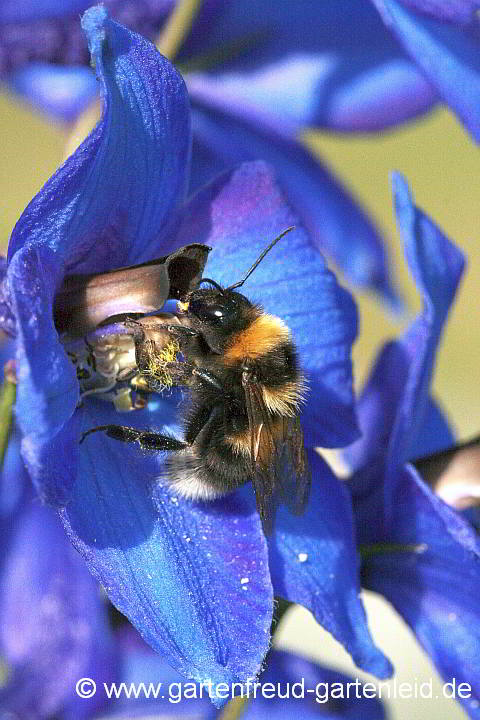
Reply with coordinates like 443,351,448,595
197,278,225,294
226,226,294,291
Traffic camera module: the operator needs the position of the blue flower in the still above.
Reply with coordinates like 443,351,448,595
0,6,391,702
0,381,116,717
371,0,480,142
0,0,416,307
343,173,480,718
100,636,386,719
3,2,480,300
0,420,386,719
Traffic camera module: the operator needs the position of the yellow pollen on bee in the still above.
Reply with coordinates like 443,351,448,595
178,300,190,312
144,338,180,389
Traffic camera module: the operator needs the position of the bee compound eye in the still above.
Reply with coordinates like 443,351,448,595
190,300,228,323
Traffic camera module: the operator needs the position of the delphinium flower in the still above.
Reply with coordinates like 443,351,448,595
1,0,427,308
6,0,479,136
0,408,383,719
0,5,392,705
370,0,480,141
0,427,117,718
341,173,480,718
3,3,480,302
0,405,387,719
99,629,386,719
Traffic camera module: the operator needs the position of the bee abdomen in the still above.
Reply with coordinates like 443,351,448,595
166,439,251,500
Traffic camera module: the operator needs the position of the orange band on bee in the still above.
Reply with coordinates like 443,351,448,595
224,314,290,361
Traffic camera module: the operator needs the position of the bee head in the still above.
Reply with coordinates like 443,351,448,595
181,227,295,353
184,285,254,353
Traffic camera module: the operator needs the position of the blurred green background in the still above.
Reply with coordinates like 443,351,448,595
1,91,478,719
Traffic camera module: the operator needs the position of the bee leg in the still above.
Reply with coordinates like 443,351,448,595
163,363,223,391
124,323,198,377
163,324,198,338
121,322,150,372
123,324,158,375
124,319,198,342
80,424,187,451
191,367,224,391
124,318,197,337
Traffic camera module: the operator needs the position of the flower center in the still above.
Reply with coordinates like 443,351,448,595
62,312,184,412
64,324,146,412
53,245,210,410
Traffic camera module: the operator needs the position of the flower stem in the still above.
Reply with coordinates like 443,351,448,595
0,369,16,468
360,542,427,559
156,0,203,60
217,696,249,720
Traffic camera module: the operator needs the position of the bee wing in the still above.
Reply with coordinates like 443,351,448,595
278,413,311,515
243,376,311,534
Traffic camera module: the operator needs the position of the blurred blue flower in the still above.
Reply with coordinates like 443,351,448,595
343,173,480,719
5,1,477,135
371,0,480,141
0,413,386,719
0,333,116,718
0,6,391,701
0,0,418,307
100,634,386,720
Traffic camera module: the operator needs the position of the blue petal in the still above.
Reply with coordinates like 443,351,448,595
394,0,480,23
0,0,91,22
386,172,464,477
0,432,29,527
359,464,480,719
188,104,401,308
60,399,273,702
345,173,464,482
371,0,480,141
7,246,79,503
0,256,16,337
244,649,385,720
0,348,26,528
183,0,437,131
8,63,98,121
160,160,360,447
0,491,116,718
7,4,190,271
99,628,212,718
409,397,455,460
187,55,436,134
4,5,192,500
343,341,406,475
269,450,392,679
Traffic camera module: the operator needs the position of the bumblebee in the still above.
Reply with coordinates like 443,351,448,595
82,229,311,531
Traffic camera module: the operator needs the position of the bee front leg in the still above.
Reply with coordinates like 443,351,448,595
80,424,188,451
124,320,198,377
124,318,198,342
164,363,223,391
131,360,204,393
